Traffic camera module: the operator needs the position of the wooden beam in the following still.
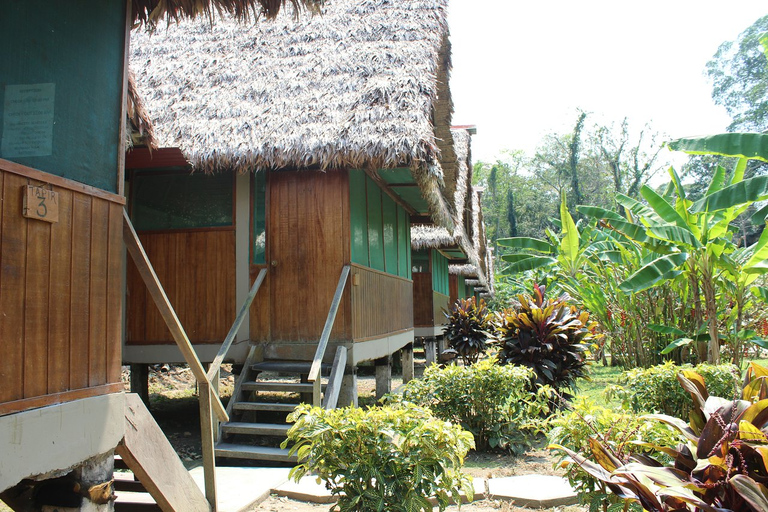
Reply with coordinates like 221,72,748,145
409,215,434,225
364,169,417,216
322,346,347,410
117,394,211,512
199,381,217,511
122,209,228,423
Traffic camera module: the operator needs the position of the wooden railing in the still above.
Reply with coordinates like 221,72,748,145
123,210,266,511
308,265,350,407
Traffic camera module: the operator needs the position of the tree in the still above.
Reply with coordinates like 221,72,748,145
706,14,768,132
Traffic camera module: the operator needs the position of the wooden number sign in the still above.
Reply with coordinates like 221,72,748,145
22,184,59,223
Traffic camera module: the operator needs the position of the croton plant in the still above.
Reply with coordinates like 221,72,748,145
550,362,768,511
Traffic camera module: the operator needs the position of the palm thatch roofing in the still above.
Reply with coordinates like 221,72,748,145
127,72,157,148
131,0,322,27
131,0,457,228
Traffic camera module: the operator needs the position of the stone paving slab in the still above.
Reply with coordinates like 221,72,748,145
273,476,337,504
189,466,291,512
487,474,578,508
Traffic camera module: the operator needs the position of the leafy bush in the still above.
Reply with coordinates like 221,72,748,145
443,297,492,365
282,403,474,512
551,362,768,511
605,361,740,417
549,399,684,512
495,285,597,398
389,359,552,452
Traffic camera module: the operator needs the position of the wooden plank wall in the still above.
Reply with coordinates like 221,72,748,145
126,231,235,344
267,170,351,342
412,272,434,327
0,162,123,416
432,291,449,327
351,264,413,341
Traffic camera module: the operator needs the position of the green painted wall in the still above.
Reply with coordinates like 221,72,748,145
432,250,449,295
350,170,411,278
0,1,126,193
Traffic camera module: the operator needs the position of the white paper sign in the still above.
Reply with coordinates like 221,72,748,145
1,83,55,158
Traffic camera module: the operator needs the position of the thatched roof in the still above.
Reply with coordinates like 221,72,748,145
449,263,477,277
127,72,157,148
131,0,452,177
411,225,454,250
131,0,322,27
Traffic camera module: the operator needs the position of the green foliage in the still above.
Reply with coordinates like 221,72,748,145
549,400,684,512
443,297,492,365
389,359,552,453
282,403,475,512
605,361,740,418
551,362,768,511
706,14,768,132
495,285,597,398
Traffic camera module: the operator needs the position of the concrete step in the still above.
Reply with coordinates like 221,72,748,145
233,401,300,413
241,381,325,393
221,421,291,436
215,443,297,463
252,361,332,374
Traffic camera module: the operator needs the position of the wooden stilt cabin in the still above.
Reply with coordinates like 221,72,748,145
126,0,461,412
0,1,321,511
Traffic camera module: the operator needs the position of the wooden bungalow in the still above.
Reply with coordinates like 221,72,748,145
125,0,468,460
0,1,320,511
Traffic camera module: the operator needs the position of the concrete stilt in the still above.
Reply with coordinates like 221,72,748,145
374,356,392,399
401,343,414,383
424,338,438,366
338,369,358,408
130,364,150,407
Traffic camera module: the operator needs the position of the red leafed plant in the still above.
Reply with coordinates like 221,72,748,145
550,362,768,511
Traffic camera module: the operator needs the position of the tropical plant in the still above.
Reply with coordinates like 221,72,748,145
495,284,598,399
443,297,492,365
605,361,740,418
282,403,475,512
388,359,552,452
550,362,768,512
549,399,685,512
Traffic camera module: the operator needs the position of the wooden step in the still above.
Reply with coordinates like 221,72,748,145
215,443,297,463
221,421,291,436
114,491,162,512
252,361,332,374
114,454,129,471
241,381,325,393
233,401,299,413
114,472,145,493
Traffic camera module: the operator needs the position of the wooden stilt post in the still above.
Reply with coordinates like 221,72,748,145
130,364,150,407
199,380,217,511
374,356,391,399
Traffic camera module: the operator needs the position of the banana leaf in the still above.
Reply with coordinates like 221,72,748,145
668,133,768,162
647,225,702,249
619,252,689,293
497,237,554,253
752,286,768,303
576,205,625,221
502,255,558,274
691,176,768,213
560,194,580,268
750,202,768,225
641,185,691,230
660,337,693,355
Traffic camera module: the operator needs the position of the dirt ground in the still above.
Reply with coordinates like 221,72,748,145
128,364,587,512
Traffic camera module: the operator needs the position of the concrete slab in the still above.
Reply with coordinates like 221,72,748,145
487,475,578,508
274,476,337,504
189,466,291,512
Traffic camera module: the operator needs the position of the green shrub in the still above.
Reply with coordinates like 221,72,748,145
495,285,598,399
282,403,474,512
443,297,492,365
389,359,552,452
605,361,740,416
548,399,684,512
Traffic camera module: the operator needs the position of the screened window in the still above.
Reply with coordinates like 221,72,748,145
131,171,233,231
252,171,267,264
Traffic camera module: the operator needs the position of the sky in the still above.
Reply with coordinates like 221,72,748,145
448,1,767,164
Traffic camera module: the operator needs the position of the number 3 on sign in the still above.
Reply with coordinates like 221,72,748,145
22,185,59,223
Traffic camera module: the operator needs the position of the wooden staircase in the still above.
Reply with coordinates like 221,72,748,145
215,356,336,464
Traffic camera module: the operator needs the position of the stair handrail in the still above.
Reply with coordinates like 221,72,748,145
308,265,351,407
322,346,347,409
206,268,267,383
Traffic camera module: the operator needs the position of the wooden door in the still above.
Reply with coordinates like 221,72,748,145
267,170,351,342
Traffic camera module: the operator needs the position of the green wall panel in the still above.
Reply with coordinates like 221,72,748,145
0,1,126,193
432,251,449,295
382,193,398,274
397,208,410,278
366,176,385,271
349,170,369,266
